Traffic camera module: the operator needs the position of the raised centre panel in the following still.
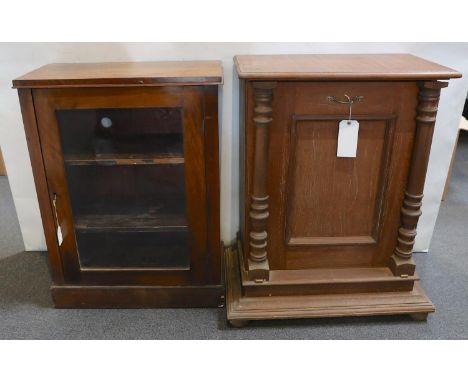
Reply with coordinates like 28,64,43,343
286,115,395,247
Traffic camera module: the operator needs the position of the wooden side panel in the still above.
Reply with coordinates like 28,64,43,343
238,79,246,267
242,81,254,270
203,85,221,284
181,86,208,284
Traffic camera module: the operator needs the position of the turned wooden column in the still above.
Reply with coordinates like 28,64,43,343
390,81,448,276
248,82,276,281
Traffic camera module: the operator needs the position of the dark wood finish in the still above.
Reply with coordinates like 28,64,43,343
203,85,222,285
13,61,223,88
64,154,184,166
15,62,222,307
18,88,65,284
52,285,224,308
232,54,460,324
235,54,461,80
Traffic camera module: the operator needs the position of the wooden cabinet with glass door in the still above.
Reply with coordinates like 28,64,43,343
14,61,223,308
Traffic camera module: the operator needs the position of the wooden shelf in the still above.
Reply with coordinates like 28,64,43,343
63,132,184,165
65,153,184,166
72,196,187,233
75,212,188,233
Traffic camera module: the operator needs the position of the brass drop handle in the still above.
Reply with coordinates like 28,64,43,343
327,95,364,104
327,94,364,121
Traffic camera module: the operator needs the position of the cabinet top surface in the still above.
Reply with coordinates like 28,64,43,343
234,54,462,81
13,60,223,88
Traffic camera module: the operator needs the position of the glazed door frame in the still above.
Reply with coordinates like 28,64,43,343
33,86,208,285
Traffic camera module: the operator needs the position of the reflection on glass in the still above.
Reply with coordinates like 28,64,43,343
56,108,189,269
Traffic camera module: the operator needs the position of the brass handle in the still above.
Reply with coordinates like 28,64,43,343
327,94,364,120
327,95,364,104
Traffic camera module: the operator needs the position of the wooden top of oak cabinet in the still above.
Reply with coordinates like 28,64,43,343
234,54,461,81
12,60,223,88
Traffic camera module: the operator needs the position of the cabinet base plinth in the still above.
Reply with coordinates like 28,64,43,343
51,285,224,308
225,247,434,324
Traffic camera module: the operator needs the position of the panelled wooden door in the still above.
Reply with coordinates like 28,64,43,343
263,81,420,270
33,86,209,285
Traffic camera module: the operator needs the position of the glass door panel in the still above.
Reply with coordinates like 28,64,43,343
56,107,189,269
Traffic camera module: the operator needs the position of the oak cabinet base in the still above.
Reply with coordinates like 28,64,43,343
225,245,434,325
52,285,224,308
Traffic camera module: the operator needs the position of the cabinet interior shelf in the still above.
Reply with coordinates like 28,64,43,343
74,212,188,233
64,153,184,166
72,197,187,233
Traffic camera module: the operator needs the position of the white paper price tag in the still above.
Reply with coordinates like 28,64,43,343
337,120,359,157
56,225,63,246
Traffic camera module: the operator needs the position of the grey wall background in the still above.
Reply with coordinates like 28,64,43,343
0,42,467,251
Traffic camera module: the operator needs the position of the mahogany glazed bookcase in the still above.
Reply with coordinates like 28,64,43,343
226,54,461,326
14,61,223,308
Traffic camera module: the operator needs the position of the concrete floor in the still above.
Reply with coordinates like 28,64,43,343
0,134,467,339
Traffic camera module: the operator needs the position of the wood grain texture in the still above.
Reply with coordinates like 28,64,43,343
225,245,434,324
264,81,418,270
234,54,461,80
203,85,222,285
13,61,223,88
236,239,416,297
18,89,65,284
52,284,224,308
64,154,184,166
286,116,394,246
73,212,188,232
246,82,276,280
390,81,447,276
